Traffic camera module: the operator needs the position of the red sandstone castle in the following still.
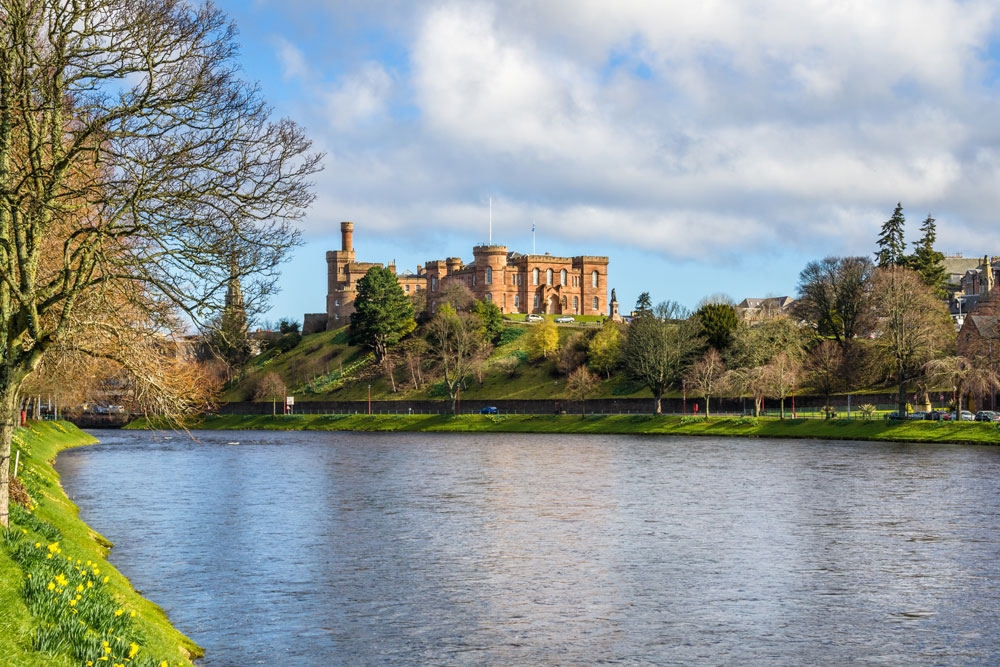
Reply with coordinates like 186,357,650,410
304,222,611,333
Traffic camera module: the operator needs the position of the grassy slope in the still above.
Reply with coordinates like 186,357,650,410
2,422,201,667
129,413,1000,445
226,323,653,404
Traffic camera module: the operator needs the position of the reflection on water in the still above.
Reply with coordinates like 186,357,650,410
57,431,1000,665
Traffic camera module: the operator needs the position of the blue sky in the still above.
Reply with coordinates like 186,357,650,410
213,0,1000,324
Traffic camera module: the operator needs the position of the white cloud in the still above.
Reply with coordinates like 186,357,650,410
274,37,309,80
268,0,1000,265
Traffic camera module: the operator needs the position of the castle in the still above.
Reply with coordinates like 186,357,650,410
303,222,612,333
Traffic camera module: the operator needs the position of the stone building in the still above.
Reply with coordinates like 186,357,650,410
304,222,610,333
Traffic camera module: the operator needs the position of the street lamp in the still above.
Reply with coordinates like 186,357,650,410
682,379,686,415
368,384,371,415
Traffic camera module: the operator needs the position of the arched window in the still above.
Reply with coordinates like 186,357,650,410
533,294,539,309
560,269,567,286
432,277,438,291
573,296,579,312
591,270,599,288
486,267,492,284
546,268,553,285
533,268,539,285
486,293,492,302
592,296,599,311
514,294,520,309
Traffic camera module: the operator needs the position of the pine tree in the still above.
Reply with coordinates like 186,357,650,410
907,214,946,296
875,203,906,267
349,267,416,361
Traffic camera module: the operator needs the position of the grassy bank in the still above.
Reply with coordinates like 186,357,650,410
2,421,201,667
129,413,1000,445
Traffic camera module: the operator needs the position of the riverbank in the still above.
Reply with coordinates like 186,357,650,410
2,421,201,667
128,413,1000,445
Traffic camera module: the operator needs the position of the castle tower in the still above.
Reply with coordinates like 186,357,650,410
472,244,509,310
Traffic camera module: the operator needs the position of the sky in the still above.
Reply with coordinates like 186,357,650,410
213,0,1000,324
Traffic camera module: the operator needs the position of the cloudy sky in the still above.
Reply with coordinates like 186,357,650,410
216,0,1000,323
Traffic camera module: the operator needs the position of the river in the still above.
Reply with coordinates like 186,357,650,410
56,430,1000,665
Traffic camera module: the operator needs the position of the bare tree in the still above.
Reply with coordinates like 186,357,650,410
863,267,955,414
425,305,488,413
764,351,801,419
794,256,873,346
565,366,599,418
923,356,1000,413
0,1,320,526
254,372,286,415
723,366,770,417
804,340,844,416
685,349,726,418
438,282,476,312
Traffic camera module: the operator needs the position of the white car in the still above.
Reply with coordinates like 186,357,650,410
554,316,575,323
526,314,543,322
952,410,975,421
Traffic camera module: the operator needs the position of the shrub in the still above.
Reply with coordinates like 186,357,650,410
497,326,527,347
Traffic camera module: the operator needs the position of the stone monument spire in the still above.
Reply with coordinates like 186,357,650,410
984,254,995,296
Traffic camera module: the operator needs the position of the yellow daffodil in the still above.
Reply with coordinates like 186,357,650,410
105,644,112,653
26,574,31,579
130,610,136,618
34,542,40,548
103,576,109,584
129,642,139,658
69,599,77,607
76,584,84,592
87,581,93,589
47,582,55,591
47,542,58,553
46,553,52,559
114,609,123,617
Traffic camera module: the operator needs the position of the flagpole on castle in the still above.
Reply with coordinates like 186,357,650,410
489,197,492,244
532,221,536,254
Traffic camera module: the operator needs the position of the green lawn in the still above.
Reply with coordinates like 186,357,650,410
2,422,201,666
129,413,1000,445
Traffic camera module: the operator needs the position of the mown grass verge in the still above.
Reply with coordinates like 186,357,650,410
128,413,1000,445
2,421,201,667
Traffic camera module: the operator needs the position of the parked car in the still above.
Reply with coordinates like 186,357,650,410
952,410,975,421
526,314,543,322
925,410,952,421
887,411,906,420
975,411,1000,422
909,411,928,421
479,406,498,415
554,316,575,323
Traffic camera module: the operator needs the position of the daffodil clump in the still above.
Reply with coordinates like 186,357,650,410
1,532,180,667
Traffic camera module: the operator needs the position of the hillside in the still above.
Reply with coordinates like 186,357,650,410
222,317,652,404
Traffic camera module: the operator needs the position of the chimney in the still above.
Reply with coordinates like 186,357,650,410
341,221,354,253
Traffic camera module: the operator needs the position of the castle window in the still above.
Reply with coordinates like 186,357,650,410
592,270,599,288
486,293,492,302
514,294,520,309
533,268,539,285
546,268,553,285
432,277,438,291
518,274,523,286
593,296,599,311
405,285,410,292
335,313,340,320
533,294,539,309
473,274,477,286
560,269,567,286
573,276,579,287
335,299,340,306
416,285,421,291
486,267,492,284
573,296,579,312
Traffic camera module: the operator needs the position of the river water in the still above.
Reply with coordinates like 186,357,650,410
56,430,1000,666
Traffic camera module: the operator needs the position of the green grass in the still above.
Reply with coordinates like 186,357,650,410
2,421,201,667
503,313,605,323
129,413,1000,445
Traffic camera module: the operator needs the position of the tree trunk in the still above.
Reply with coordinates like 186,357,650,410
272,398,276,415
780,396,785,419
897,374,907,416
654,392,662,415
0,380,18,528
705,394,711,419
754,397,762,417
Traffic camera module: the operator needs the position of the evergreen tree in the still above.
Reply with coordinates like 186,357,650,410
472,299,504,344
695,303,740,350
634,292,653,318
907,214,947,296
875,203,906,267
349,267,416,361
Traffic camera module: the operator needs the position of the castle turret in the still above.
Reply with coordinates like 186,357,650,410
341,221,354,253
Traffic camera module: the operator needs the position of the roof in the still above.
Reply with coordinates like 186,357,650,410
968,315,1000,337
942,255,982,278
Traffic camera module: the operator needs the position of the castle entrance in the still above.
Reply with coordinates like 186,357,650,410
548,295,560,314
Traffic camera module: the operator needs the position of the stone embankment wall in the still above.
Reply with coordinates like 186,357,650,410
219,393,901,416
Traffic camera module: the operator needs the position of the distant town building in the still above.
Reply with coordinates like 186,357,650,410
735,296,795,322
947,255,999,329
304,222,610,333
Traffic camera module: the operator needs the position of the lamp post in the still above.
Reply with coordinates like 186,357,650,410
368,384,371,415
682,379,686,416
